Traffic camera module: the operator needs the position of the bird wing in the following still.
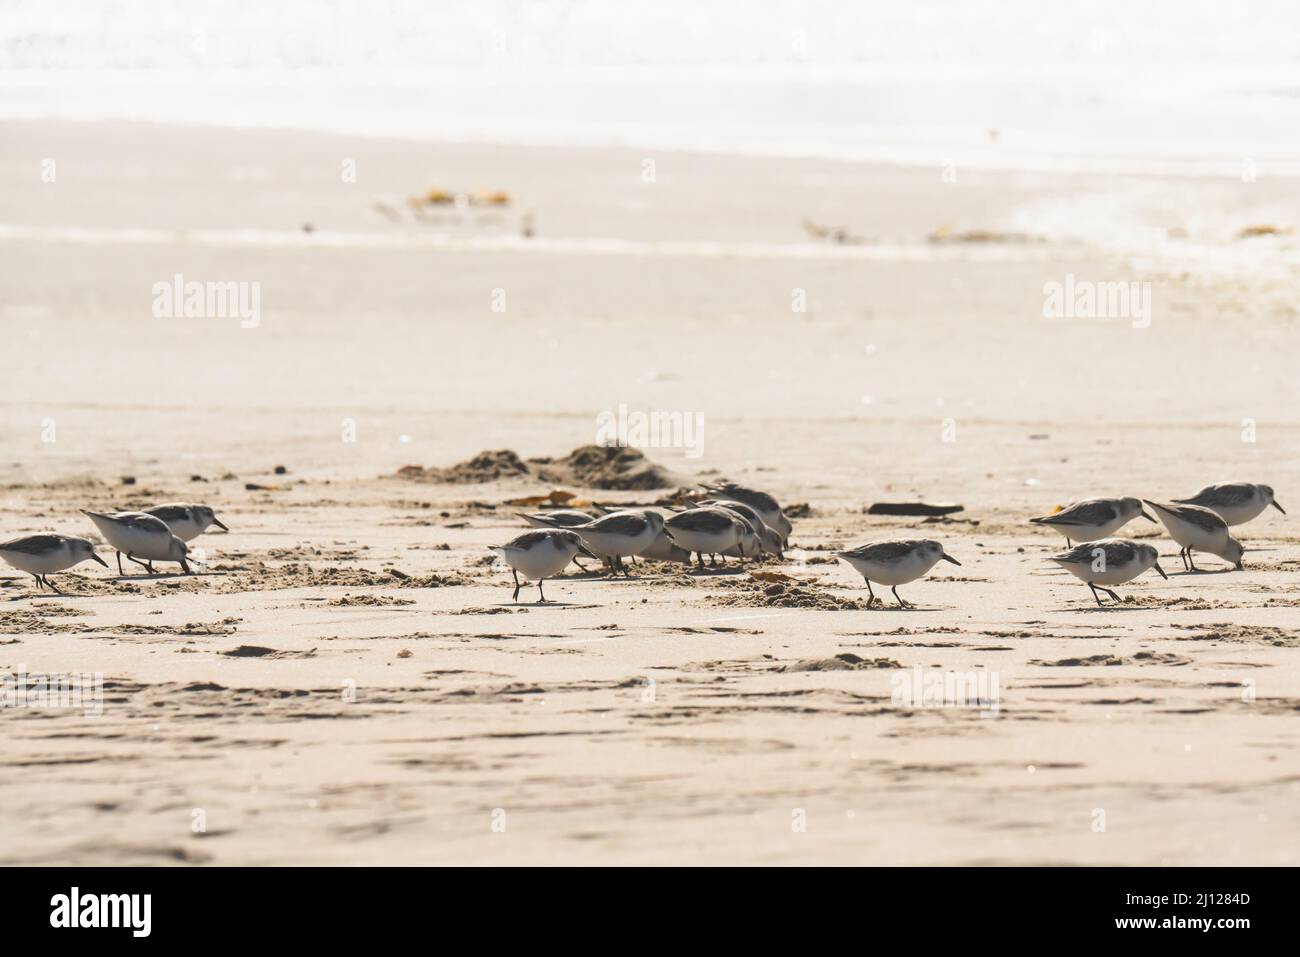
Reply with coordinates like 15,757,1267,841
1052,539,1136,565
500,530,558,551
588,513,647,536
840,540,922,563
667,509,731,533
0,534,65,555
1173,504,1227,532
1040,500,1118,526
146,504,192,522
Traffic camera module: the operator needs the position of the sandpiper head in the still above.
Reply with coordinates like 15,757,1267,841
1121,497,1155,522
1259,485,1285,514
759,524,784,558
1224,536,1245,570
196,505,228,531
554,530,590,555
643,510,664,535
921,540,961,566
72,537,109,568
1137,543,1167,579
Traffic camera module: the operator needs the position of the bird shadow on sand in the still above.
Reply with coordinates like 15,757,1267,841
496,600,600,609
863,604,946,612
5,590,92,601
1056,601,1169,613
111,571,227,582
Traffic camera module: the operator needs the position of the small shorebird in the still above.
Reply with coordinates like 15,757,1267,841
81,510,192,575
702,482,793,545
519,509,595,529
490,529,592,603
520,508,599,570
1144,500,1244,571
0,535,108,593
1172,482,1285,526
838,539,960,608
1049,538,1167,605
568,511,663,576
1029,496,1155,545
665,507,757,569
143,503,228,542
700,500,785,558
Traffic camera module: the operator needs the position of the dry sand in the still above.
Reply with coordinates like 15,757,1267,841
0,122,1297,865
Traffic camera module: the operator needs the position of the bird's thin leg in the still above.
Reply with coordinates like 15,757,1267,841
44,576,63,595
695,552,705,571
865,580,876,607
717,553,726,567
891,585,912,609
31,573,42,591
511,568,521,602
116,551,124,576
571,557,587,573
1178,547,1188,570
1188,549,1198,571
1089,583,1105,606
126,553,150,573
1067,538,1072,547
1103,587,1122,602
537,579,547,603
146,561,155,575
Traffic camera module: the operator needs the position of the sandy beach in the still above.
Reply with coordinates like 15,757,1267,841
1,119,1298,866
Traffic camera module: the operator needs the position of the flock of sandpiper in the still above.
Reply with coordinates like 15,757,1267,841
0,482,1283,608
495,480,1283,607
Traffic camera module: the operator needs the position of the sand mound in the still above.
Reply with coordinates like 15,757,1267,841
398,450,530,483
708,579,872,611
397,445,677,490
780,653,902,672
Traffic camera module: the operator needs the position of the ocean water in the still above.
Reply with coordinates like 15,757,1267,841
5,0,1300,174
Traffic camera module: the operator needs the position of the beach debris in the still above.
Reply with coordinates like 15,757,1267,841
469,189,510,207
503,490,580,507
802,218,866,244
1237,224,1292,239
274,465,288,475
412,187,455,208
121,476,136,486
406,187,511,213
927,225,1035,244
867,502,964,517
